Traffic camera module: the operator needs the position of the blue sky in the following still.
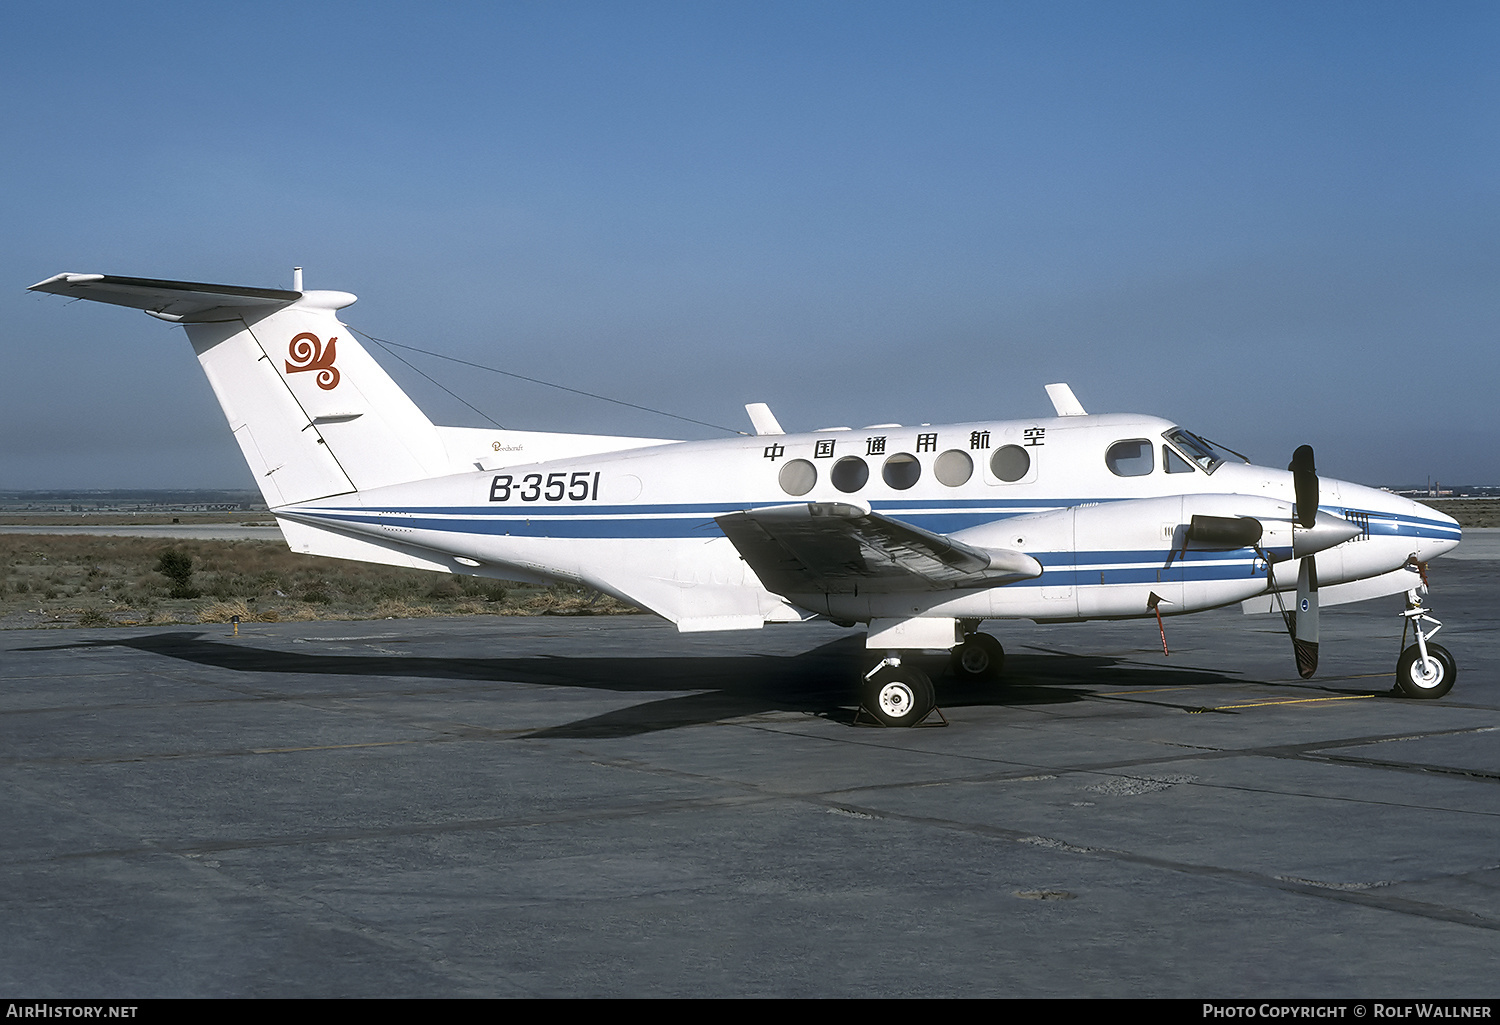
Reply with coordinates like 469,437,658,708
5,1,1497,489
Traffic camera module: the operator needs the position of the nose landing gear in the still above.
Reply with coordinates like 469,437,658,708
1396,587,1456,699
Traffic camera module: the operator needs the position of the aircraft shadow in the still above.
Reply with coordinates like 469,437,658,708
23,631,1252,739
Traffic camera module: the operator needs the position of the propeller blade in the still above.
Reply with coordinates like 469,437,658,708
1289,445,1318,529
1286,444,1322,677
1292,555,1319,678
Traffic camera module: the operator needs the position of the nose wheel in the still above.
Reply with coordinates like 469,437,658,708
1397,643,1455,698
1395,588,1457,699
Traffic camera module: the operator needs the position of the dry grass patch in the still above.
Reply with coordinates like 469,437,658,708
0,534,641,629
1419,498,1500,528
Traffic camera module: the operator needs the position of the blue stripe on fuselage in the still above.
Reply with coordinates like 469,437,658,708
287,499,1455,552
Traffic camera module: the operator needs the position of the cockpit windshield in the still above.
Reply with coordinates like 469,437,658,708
1163,428,1246,474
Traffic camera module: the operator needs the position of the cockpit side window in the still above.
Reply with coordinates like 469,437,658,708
1163,428,1236,474
1105,439,1154,477
1163,445,1195,473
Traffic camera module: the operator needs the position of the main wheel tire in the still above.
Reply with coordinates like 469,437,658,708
1396,643,1456,699
951,634,1005,682
863,665,936,727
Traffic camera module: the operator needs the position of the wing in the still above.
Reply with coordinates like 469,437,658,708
715,502,1042,595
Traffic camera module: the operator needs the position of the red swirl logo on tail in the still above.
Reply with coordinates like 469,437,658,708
286,333,340,390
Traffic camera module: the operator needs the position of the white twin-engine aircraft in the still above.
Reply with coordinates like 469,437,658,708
31,271,1462,725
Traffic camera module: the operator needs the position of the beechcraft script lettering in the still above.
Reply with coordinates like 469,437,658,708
286,333,340,390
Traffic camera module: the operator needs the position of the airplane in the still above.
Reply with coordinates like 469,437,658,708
29,270,1463,725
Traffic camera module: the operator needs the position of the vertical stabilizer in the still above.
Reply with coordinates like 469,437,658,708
184,313,357,507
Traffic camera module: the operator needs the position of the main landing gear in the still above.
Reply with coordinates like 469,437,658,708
857,630,1006,727
1396,588,1456,699
860,656,939,727
951,632,1005,682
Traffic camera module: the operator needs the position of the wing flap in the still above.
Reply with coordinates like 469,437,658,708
716,502,1042,595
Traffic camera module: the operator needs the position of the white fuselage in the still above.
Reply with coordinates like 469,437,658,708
280,411,1461,631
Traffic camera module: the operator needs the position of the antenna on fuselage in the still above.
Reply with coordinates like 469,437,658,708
1045,383,1087,417
745,402,785,436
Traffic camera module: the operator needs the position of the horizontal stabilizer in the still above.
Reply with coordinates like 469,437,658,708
29,273,301,321
716,502,1042,596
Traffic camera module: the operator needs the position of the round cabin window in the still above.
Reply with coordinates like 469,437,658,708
934,449,973,486
778,459,816,496
990,445,1030,482
831,456,870,493
882,453,921,490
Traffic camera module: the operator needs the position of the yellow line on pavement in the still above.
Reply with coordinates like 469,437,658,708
1212,695,1374,710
